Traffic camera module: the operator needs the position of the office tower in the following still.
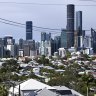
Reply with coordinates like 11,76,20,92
76,11,82,36
26,21,32,40
19,38,24,49
35,41,40,55
41,32,51,41
0,38,4,46
54,36,61,52
7,45,15,57
67,4,75,48
28,40,35,51
35,41,40,50
0,46,4,58
28,40,36,56
40,41,46,55
45,40,51,57
46,33,51,41
76,11,82,48
41,32,46,41
40,41,51,57
61,29,67,48
0,38,4,58
83,35,91,48
40,32,52,56
51,39,54,55
91,28,96,53
23,44,30,56
14,44,19,57
4,36,14,46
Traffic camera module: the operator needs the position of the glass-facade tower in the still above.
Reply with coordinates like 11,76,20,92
76,11,82,48
26,21,32,40
67,4,75,48
54,36,61,52
61,29,67,48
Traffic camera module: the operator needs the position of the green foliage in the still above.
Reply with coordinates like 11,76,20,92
66,50,71,58
18,75,28,81
10,74,19,81
0,59,20,81
0,85,8,96
58,65,65,70
37,55,49,65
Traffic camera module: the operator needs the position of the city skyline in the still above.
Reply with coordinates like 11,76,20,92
0,0,96,42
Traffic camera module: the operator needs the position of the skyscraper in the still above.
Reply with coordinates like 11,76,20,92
46,33,51,41
67,4,75,48
91,28,96,53
76,11,82,36
54,36,61,52
3,36,14,46
19,38,24,49
61,29,67,48
41,32,46,41
41,32,51,41
26,21,32,40
76,11,82,48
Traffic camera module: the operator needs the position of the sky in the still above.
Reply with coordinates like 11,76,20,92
0,0,96,42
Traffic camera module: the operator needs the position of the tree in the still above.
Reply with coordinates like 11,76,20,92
0,85,8,96
66,50,71,58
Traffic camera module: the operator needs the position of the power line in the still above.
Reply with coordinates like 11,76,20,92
33,26,60,31
0,2,96,6
0,17,61,31
0,21,25,28
80,0,96,2
0,18,25,26
0,17,96,32
0,2,66,6
0,19,61,34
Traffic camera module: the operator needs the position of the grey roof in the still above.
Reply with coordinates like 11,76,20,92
53,86,70,90
36,88,57,96
53,86,83,96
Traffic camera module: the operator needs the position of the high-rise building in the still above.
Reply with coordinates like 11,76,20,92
46,33,51,41
51,39,54,55
0,38,4,46
14,44,19,57
76,11,82,48
91,28,96,53
26,21,32,40
41,32,51,41
19,38,24,49
54,36,61,52
76,11,82,36
23,44,30,56
67,4,75,48
40,32,52,56
41,32,46,41
28,40,35,51
35,41,40,55
4,36,14,46
61,29,67,48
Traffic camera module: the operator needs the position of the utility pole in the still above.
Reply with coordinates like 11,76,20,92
19,83,20,96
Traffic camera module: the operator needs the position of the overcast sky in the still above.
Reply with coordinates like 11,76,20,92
0,0,96,42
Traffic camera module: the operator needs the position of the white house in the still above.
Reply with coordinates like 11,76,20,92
9,79,55,96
